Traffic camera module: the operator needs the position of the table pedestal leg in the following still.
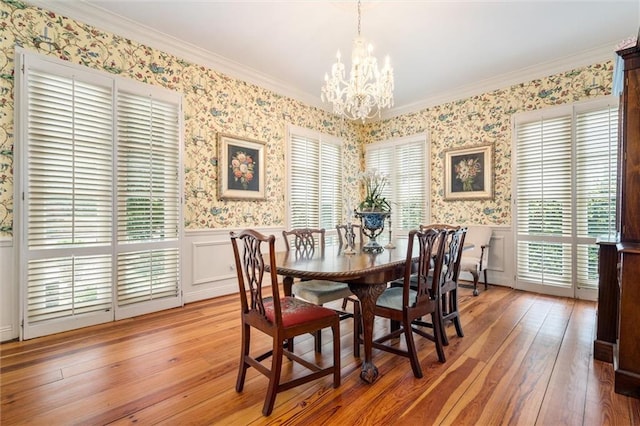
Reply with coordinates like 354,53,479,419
348,282,387,384
283,276,294,296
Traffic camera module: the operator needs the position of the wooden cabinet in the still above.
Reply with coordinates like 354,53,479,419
617,45,640,243
615,242,640,397
604,43,640,399
594,239,618,363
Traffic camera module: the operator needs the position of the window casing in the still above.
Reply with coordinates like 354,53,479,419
16,52,183,339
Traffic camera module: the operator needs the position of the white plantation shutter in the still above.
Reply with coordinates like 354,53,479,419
288,127,342,231
290,134,320,228
514,99,617,296
23,60,115,338
27,70,113,248
116,92,180,309
575,105,618,289
364,135,428,231
515,115,573,287
17,53,182,339
320,142,342,229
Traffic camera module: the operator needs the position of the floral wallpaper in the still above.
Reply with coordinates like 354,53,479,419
0,0,614,238
363,64,613,225
0,0,362,237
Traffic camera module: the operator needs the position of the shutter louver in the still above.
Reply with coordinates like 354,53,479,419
395,142,425,229
575,106,618,289
27,70,113,248
117,93,180,242
290,134,321,229
288,129,343,232
27,255,112,323
320,142,342,229
117,248,180,306
116,92,181,305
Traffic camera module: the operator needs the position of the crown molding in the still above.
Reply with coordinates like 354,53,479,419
26,0,326,111
26,1,618,124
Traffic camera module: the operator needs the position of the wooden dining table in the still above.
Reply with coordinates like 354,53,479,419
269,238,418,384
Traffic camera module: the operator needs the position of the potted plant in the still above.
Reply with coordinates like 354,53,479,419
357,169,391,212
355,169,391,253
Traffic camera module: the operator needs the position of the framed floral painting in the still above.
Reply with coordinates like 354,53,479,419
444,144,494,201
218,134,266,200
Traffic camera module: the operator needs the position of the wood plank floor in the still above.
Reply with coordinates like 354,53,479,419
2,285,639,425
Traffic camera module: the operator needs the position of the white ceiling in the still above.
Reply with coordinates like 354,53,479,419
32,1,640,118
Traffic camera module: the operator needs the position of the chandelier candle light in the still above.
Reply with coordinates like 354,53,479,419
321,0,394,122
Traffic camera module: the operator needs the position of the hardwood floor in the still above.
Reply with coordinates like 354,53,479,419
2,285,639,425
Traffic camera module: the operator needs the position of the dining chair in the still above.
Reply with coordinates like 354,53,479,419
282,228,361,357
230,229,341,416
335,223,364,309
336,223,364,248
428,225,467,346
371,227,448,378
459,225,492,296
391,224,468,346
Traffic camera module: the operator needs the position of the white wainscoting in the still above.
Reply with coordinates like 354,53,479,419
183,225,515,305
181,226,286,304
1,225,513,342
458,225,514,288
1,238,18,342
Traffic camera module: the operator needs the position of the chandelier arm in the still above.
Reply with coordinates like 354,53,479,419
321,0,394,122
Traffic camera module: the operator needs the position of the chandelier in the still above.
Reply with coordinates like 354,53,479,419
321,0,394,122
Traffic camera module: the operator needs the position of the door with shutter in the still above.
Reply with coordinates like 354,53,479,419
114,86,182,320
513,99,617,300
18,58,115,338
17,53,182,339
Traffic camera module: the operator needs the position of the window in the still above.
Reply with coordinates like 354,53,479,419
364,134,429,233
287,125,342,233
16,52,182,339
513,98,617,298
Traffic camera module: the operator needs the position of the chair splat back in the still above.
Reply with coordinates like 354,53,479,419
408,228,446,306
231,229,281,322
336,223,363,247
283,228,325,257
442,226,467,285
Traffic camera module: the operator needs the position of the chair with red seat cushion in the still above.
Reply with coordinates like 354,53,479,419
230,229,340,416
283,228,361,356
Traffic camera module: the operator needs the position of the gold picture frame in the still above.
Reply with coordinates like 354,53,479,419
218,134,266,201
444,144,494,201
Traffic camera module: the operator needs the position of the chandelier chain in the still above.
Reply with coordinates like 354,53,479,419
357,0,361,36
